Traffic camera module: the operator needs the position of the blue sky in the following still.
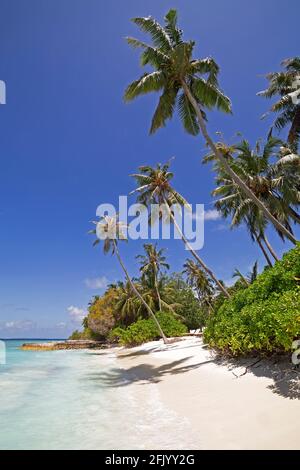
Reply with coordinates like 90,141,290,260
0,0,299,338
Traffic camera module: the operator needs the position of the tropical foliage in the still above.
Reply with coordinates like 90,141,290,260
110,311,188,347
69,9,300,357
125,8,297,243
71,244,205,344
203,136,300,263
259,57,300,152
130,160,230,297
204,245,300,354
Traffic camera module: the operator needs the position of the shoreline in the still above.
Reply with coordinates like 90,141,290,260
115,336,300,449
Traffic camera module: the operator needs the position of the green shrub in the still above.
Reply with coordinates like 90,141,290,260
110,311,188,347
69,330,82,340
204,245,300,355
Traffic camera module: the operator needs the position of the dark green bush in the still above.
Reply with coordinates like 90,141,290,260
109,311,188,346
204,245,300,355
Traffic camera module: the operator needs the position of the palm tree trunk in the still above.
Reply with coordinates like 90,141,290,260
288,206,300,224
262,234,279,261
112,241,168,343
163,198,230,298
253,232,273,267
205,298,214,315
154,272,162,311
181,80,298,245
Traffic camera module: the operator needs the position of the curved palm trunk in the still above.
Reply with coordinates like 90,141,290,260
163,198,230,298
262,234,279,261
154,271,162,311
253,231,273,267
288,206,300,224
181,80,297,245
205,298,214,315
112,241,168,343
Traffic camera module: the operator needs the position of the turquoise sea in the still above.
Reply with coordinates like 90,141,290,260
0,340,196,450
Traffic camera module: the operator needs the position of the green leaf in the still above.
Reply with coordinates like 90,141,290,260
131,16,172,52
124,72,165,102
178,92,199,135
150,87,178,134
192,78,232,113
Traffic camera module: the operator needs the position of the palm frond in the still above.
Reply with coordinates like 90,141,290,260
150,87,178,134
178,92,199,135
191,78,232,113
124,72,166,102
164,9,182,46
190,57,220,86
131,16,172,52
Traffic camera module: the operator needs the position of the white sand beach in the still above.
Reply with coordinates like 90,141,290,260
115,336,300,450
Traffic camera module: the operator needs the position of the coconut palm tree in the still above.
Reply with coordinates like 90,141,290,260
130,161,230,298
183,259,215,311
245,214,274,267
90,215,168,343
136,243,169,311
232,268,249,287
259,57,300,152
139,274,183,319
203,137,299,259
124,9,297,244
232,261,258,286
114,281,141,326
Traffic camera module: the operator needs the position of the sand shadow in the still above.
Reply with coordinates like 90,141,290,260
85,357,215,388
117,342,204,360
85,342,300,399
216,355,300,400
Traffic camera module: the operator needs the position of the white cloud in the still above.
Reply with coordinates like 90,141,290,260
84,276,108,289
67,306,86,323
204,209,221,221
56,322,67,329
0,320,35,331
191,209,221,222
214,223,230,231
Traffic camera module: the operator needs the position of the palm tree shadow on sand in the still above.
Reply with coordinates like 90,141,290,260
85,357,214,387
85,351,300,399
215,355,300,400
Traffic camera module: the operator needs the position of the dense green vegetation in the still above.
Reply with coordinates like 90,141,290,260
70,243,207,346
110,312,188,347
70,9,299,355
204,245,300,355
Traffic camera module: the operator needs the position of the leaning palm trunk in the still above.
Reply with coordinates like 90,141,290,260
288,206,300,224
112,240,168,343
154,272,162,311
205,298,214,315
262,234,279,261
181,80,297,245
253,231,273,267
163,198,230,298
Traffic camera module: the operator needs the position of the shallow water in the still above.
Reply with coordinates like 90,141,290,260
0,340,198,450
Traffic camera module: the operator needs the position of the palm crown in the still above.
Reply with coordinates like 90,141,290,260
183,259,214,293
183,259,214,309
137,243,169,279
259,57,300,151
130,161,189,210
204,137,300,239
124,9,231,135
90,215,127,254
